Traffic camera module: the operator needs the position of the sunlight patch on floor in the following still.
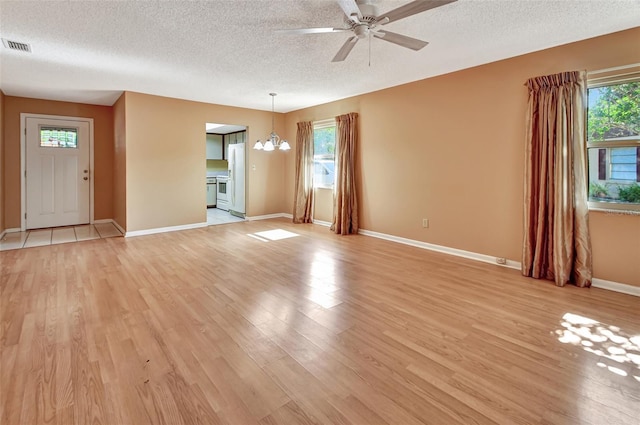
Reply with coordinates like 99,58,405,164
555,312,640,380
249,229,300,241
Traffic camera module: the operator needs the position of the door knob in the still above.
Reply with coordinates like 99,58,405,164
84,170,88,173
83,177,88,181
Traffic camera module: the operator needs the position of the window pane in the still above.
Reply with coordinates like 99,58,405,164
314,159,335,187
314,127,335,155
588,146,640,204
40,127,78,148
587,80,640,209
313,125,336,187
588,82,640,141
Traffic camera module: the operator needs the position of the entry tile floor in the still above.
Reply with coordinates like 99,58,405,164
207,207,245,225
1,212,242,252
0,222,122,251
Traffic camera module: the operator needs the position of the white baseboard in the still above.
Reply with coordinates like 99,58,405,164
125,222,207,237
357,228,638,297
312,219,332,227
592,278,640,297
358,228,522,270
1,227,22,239
246,213,290,221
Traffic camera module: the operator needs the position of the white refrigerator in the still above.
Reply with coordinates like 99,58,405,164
228,142,245,217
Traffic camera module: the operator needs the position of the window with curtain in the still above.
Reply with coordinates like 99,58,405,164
313,119,336,189
587,77,640,211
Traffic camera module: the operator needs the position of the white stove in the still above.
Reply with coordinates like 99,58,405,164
216,176,229,211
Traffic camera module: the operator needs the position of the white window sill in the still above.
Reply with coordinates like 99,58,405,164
588,206,640,216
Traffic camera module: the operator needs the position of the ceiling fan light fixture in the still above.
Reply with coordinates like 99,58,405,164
354,24,368,38
253,93,290,152
281,0,457,62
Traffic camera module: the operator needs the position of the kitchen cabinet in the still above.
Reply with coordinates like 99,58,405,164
206,180,216,207
206,134,224,160
224,131,246,159
207,131,247,160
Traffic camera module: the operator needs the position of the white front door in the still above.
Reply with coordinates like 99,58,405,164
26,117,90,229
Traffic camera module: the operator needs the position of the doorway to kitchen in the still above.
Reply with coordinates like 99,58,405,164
205,122,247,226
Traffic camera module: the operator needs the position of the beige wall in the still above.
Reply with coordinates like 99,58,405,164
121,92,286,232
113,93,127,230
0,91,4,233
590,211,640,286
2,96,114,228
313,188,333,223
284,27,640,287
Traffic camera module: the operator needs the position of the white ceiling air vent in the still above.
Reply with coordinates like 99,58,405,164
2,38,32,53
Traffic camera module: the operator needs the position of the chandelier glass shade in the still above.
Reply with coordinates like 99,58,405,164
253,93,290,151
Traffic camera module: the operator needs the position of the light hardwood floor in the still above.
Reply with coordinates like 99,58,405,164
1,219,639,425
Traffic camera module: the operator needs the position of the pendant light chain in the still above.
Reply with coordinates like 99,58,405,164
271,93,275,135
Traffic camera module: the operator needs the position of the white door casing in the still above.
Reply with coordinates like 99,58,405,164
22,115,93,230
228,142,245,214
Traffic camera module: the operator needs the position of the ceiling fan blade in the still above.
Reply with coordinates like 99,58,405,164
337,0,362,20
377,0,457,24
276,27,348,35
373,30,428,51
332,36,359,62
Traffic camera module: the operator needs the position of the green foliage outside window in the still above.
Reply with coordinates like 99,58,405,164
589,182,609,198
588,82,640,140
314,127,335,156
618,184,640,203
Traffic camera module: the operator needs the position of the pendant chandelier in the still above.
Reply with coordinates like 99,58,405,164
253,93,290,151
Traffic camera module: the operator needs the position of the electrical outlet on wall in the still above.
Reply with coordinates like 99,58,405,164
422,218,429,228
496,257,507,265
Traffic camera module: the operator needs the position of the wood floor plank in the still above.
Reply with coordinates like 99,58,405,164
326,395,390,425
1,219,639,424
209,304,288,368
190,352,260,420
262,356,352,425
2,313,33,425
259,400,322,425
0,344,18,423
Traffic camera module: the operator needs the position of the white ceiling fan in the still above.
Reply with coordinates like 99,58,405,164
278,0,458,62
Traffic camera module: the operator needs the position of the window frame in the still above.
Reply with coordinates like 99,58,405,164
313,118,337,190
586,70,640,214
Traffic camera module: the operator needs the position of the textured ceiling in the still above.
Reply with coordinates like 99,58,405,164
0,0,639,113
